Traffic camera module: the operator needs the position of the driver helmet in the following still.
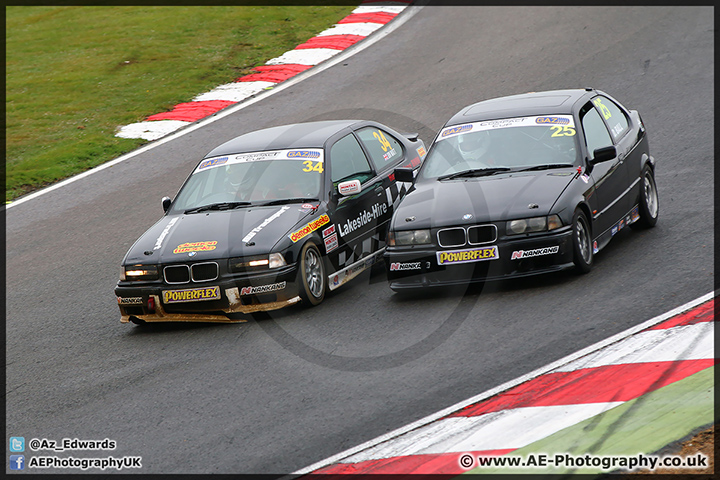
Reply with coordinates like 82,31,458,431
458,131,491,158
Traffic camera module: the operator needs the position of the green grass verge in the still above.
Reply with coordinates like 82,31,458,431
463,366,714,475
5,5,357,202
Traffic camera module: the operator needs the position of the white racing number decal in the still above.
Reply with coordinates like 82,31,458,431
338,203,387,237
242,206,291,243
154,217,179,251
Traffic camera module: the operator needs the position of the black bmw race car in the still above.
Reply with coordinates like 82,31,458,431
384,88,658,290
116,120,426,323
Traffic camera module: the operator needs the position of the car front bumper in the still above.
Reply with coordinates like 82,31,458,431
384,227,574,290
115,265,300,323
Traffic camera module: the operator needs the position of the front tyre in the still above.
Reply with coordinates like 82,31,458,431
631,165,659,229
572,209,593,274
298,242,325,306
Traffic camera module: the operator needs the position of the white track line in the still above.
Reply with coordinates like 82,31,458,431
6,5,423,210
292,290,716,475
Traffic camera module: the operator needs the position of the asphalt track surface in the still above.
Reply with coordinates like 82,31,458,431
5,6,714,475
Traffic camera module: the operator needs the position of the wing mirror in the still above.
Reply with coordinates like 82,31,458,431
393,167,415,183
337,179,361,196
590,146,617,165
161,196,172,212
402,132,419,142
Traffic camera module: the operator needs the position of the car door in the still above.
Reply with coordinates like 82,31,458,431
325,132,386,281
592,94,642,214
354,124,411,228
579,101,629,238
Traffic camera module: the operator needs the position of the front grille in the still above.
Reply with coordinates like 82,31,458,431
437,227,466,247
191,262,219,282
164,265,190,284
467,225,497,245
438,224,497,248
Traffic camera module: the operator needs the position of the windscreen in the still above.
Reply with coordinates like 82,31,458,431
171,149,324,212
421,115,580,179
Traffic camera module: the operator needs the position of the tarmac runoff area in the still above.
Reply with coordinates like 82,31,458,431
293,293,715,475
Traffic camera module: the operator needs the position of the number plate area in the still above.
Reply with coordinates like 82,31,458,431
163,286,221,304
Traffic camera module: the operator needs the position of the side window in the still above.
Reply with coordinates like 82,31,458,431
356,127,404,171
581,104,613,158
592,96,629,140
329,133,374,184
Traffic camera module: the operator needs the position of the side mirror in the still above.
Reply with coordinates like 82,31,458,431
161,196,172,212
337,179,361,196
393,167,414,183
590,146,617,165
402,132,419,142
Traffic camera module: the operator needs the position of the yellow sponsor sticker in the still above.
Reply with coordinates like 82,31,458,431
163,286,221,304
173,241,218,254
289,214,330,243
436,246,499,265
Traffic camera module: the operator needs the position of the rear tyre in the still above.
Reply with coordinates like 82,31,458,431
631,165,659,229
298,242,325,306
572,209,593,274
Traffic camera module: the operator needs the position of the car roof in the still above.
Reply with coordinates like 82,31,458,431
205,120,360,157
445,89,596,126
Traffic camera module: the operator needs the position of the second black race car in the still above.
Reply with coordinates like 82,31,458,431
385,88,658,290
116,120,426,323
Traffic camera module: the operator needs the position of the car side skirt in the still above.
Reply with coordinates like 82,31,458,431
327,248,385,291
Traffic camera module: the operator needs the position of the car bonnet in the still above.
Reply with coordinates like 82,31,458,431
123,205,317,264
394,170,576,229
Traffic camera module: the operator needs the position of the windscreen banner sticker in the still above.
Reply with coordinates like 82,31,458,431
242,206,290,243
289,214,330,243
437,115,575,141
193,149,324,173
437,246,499,265
511,246,559,260
440,124,473,138
240,282,286,296
288,150,321,159
197,156,229,171
154,217,179,251
173,241,218,254
163,286,220,304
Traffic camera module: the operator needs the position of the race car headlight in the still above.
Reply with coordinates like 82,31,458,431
229,253,286,272
507,215,562,235
268,253,286,269
123,265,159,281
391,229,432,246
